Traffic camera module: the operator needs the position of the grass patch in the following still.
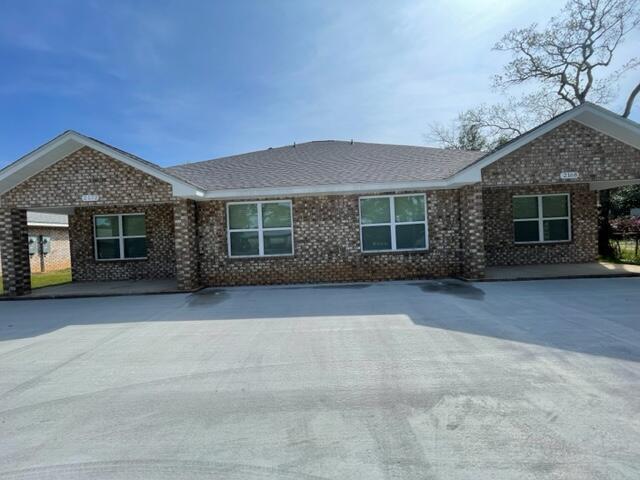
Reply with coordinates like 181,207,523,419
0,268,72,295
603,240,640,266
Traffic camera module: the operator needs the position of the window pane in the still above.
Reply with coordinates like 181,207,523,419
542,195,568,218
362,225,392,251
96,239,120,259
230,231,259,256
229,204,258,229
360,197,391,224
513,197,538,219
262,202,291,228
396,224,426,249
123,215,146,236
95,216,119,237
395,195,425,222
263,229,292,255
124,237,147,258
514,221,539,242
543,219,569,241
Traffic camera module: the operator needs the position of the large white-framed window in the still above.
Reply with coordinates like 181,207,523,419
513,193,571,244
227,200,294,257
359,193,428,252
94,213,147,260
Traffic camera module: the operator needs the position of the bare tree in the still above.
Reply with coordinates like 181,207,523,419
427,120,489,151
428,0,640,149
494,0,640,107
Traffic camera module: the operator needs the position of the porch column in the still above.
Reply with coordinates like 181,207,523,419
459,185,486,279
174,199,200,291
0,208,31,296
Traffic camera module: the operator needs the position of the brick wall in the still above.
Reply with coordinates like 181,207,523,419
0,146,173,209
459,185,485,278
482,121,640,187
69,204,176,281
196,190,471,286
483,184,598,266
174,199,199,290
0,209,31,295
27,226,71,273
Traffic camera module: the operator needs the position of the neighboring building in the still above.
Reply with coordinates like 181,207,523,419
0,102,639,296
0,212,70,277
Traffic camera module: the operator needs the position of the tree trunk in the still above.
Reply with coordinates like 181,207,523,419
598,189,614,257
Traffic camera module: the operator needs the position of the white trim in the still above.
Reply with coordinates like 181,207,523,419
2,104,638,201
358,193,428,253
513,193,572,244
452,102,640,185
226,200,294,258
0,130,204,197
93,213,147,261
204,179,472,200
27,222,69,228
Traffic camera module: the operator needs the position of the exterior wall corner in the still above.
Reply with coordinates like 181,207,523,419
174,199,200,290
459,184,485,279
0,209,31,296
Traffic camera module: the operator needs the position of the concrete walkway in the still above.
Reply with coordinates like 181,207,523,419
485,261,640,281
24,278,181,299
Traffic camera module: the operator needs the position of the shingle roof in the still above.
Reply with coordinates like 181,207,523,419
27,212,68,226
165,141,484,191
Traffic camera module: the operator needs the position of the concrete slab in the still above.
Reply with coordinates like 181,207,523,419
20,278,181,299
1,278,639,479
485,261,640,281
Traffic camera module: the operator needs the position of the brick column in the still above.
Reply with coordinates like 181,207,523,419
0,209,31,296
459,185,486,279
174,199,200,290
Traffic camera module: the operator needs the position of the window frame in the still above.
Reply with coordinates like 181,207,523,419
513,193,572,244
358,193,429,253
226,200,294,258
93,213,147,261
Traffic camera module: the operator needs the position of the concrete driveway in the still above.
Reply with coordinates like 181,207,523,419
1,278,639,479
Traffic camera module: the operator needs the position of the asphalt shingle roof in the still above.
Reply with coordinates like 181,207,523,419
165,141,484,191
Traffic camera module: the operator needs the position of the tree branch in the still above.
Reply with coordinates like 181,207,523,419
623,81,640,117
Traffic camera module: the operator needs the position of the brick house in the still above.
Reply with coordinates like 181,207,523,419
1,102,639,296
0,212,70,277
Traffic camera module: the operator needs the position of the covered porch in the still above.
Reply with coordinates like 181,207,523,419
0,132,204,297
484,261,640,281
20,278,183,299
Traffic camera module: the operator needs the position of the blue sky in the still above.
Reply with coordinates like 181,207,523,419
1,0,638,168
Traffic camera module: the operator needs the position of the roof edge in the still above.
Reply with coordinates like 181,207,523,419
451,102,640,183
0,131,205,197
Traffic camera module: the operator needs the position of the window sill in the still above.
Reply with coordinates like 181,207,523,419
228,254,295,260
95,257,148,262
361,248,429,255
514,240,571,245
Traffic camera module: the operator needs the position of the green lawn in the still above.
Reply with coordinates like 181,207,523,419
603,239,640,266
0,268,72,295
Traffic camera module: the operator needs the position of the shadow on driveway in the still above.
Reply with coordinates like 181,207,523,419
0,278,638,363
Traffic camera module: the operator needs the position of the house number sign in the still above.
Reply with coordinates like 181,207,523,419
560,171,579,180
81,194,100,202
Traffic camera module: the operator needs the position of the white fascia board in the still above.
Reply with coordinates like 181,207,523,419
201,178,478,200
449,103,640,184
0,131,204,198
27,222,69,228
69,134,204,197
